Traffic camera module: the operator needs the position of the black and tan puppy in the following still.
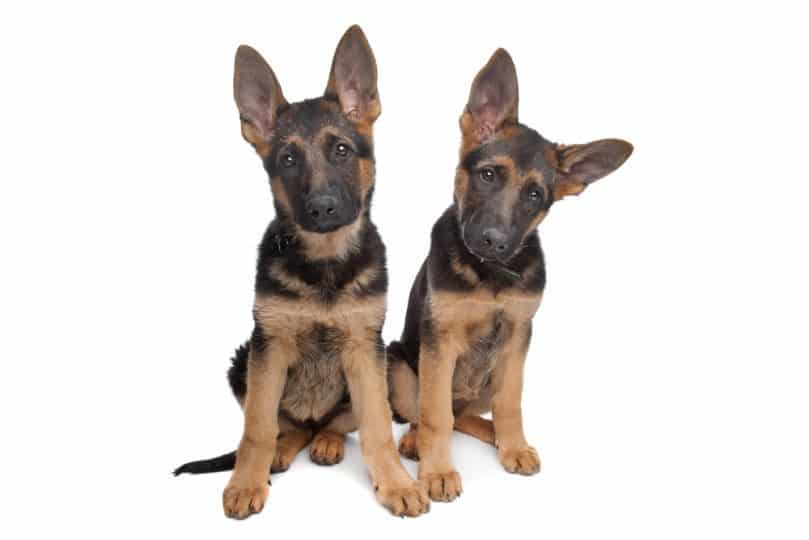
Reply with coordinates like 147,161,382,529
175,26,429,518
387,49,633,501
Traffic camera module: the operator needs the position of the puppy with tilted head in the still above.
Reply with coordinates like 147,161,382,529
174,26,429,518
387,49,633,501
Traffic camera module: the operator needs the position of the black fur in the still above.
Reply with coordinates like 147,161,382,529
174,451,237,477
264,98,374,233
387,205,545,376
254,215,387,304
227,342,249,400
175,81,386,481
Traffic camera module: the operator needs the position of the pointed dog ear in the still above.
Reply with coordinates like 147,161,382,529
325,25,380,124
233,45,287,153
461,48,519,143
553,139,633,200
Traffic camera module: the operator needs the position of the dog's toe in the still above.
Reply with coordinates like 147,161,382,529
498,445,541,475
310,431,345,465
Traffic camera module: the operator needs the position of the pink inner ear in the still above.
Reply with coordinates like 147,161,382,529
239,92,275,139
337,77,362,119
466,55,519,142
474,106,498,141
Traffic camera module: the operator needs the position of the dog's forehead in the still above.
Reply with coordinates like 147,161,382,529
464,127,554,180
274,98,354,141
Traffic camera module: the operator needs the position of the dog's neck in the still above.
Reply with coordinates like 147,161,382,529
298,217,365,262
273,214,366,263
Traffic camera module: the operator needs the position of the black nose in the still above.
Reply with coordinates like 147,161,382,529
480,228,510,258
305,194,340,220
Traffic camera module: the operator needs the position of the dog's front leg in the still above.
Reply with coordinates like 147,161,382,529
491,321,540,475
342,336,430,517
417,327,463,502
223,340,289,519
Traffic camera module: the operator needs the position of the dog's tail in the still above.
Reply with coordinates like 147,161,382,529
174,342,251,477
173,450,236,476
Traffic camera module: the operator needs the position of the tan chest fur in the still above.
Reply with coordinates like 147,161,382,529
429,287,542,404
253,268,386,423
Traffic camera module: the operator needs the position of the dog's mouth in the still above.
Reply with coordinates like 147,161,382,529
297,207,360,233
460,227,522,281
305,220,348,233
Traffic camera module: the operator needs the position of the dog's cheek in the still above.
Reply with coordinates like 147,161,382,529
357,158,375,204
271,177,295,218
454,168,470,215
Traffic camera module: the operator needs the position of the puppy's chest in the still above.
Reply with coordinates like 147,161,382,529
254,289,386,423
281,324,348,422
452,309,513,401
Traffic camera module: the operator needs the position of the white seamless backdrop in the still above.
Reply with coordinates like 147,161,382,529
0,1,807,539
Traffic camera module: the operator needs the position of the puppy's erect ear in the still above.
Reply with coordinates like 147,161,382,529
461,49,519,143
234,45,287,152
553,139,633,200
325,25,380,124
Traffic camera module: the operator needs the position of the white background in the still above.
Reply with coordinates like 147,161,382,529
1,1,807,538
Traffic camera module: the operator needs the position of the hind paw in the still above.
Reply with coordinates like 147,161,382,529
310,431,345,465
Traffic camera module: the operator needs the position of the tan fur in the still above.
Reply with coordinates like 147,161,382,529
322,409,358,434
271,178,293,217
399,427,419,460
296,217,363,261
454,415,495,445
310,430,346,465
412,285,542,499
281,326,348,423
490,323,541,475
453,168,470,214
241,120,272,159
225,25,429,519
398,417,495,462
272,426,313,472
341,335,431,515
253,287,386,338
389,360,420,422
231,288,428,516
224,344,290,519
416,317,463,501
449,251,480,286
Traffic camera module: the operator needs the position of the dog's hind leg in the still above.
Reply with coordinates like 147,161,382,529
388,355,419,423
387,350,422,460
453,416,495,445
398,425,419,460
272,418,313,473
310,410,356,466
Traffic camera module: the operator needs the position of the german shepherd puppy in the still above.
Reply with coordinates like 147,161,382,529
387,49,633,502
175,26,429,518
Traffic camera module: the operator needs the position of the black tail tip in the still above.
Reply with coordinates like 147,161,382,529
172,451,237,477
173,464,191,476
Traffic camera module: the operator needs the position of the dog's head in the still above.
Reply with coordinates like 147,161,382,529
455,49,633,263
234,26,379,234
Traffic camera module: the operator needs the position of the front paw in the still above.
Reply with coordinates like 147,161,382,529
376,480,430,517
222,482,269,519
419,470,462,502
498,445,541,475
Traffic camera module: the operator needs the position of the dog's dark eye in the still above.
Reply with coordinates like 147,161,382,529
335,142,350,157
480,168,495,183
281,153,296,168
529,190,542,202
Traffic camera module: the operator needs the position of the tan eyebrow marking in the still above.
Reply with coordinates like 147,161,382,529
316,126,353,149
